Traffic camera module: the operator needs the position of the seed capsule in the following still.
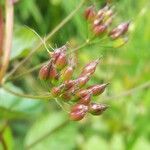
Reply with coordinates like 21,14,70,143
75,89,89,99
76,75,90,87
60,87,75,101
61,66,73,81
52,45,67,63
88,103,108,115
69,104,88,121
93,25,107,36
39,64,49,80
64,80,75,90
48,62,58,80
55,52,67,70
84,6,96,21
51,87,61,97
109,22,130,39
78,94,91,105
88,83,109,96
80,59,100,77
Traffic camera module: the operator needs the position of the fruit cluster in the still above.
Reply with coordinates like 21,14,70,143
39,45,109,121
85,5,129,39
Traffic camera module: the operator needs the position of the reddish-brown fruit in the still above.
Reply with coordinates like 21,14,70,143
51,87,61,97
84,6,96,21
62,66,73,81
109,22,130,39
76,75,90,87
88,83,108,96
93,25,107,36
76,89,89,99
79,94,91,105
39,64,49,80
80,59,100,77
64,80,75,90
52,45,67,63
61,86,75,101
97,5,109,17
49,63,58,80
70,104,88,121
60,92,71,101
88,103,108,115
55,53,67,69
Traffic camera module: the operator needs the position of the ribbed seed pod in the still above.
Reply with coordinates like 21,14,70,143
84,6,96,21
79,59,100,77
109,22,130,39
88,83,108,96
49,63,58,80
61,66,73,81
93,25,107,36
51,45,67,63
78,94,91,105
76,75,90,88
75,89,89,99
63,80,75,90
39,64,50,80
39,61,58,81
51,86,61,97
88,103,108,115
61,85,75,101
69,104,88,121
55,52,67,70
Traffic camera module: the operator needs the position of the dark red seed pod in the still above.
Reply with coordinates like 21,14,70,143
109,22,130,39
97,5,109,17
51,87,61,97
80,59,100,77
61,66,73,81
84,6,96,21
39,64,49,80
93,25,107,36
76,75,90,87
64,80,75,90
75,89,89,99
60,92,71,101
51,45,67,63
49,63,58,80
55,53,67,70
78,94,91,105
88,83,109,96
88,103,108,115
70,104,88,121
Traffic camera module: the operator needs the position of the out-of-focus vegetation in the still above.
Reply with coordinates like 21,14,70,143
0,0,150,150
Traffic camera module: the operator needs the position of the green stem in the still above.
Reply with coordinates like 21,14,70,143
102,81,150,101
2,85,53,100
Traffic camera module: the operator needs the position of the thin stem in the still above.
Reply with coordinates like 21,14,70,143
26,120,69,149
2,85,53,100
7,62,47,81
0,0,14,84
0,136,7,150
4,0,85,82
102,81,150,101
0,7,4,56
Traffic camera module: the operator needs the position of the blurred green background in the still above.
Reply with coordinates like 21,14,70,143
0,0,150,150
